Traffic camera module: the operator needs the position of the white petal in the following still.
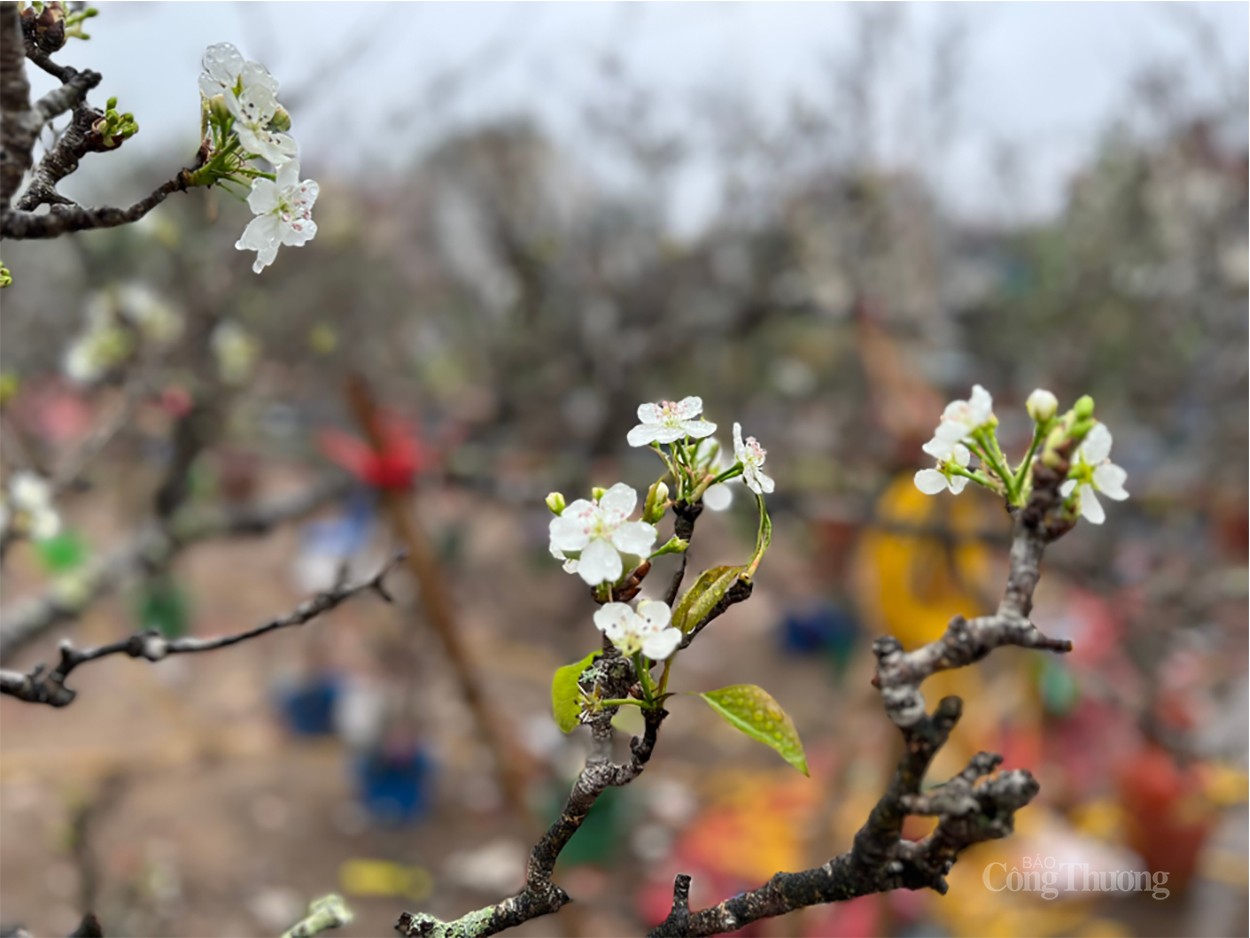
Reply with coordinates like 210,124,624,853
1081,424,1112,464
642,629,681,661
969,384,994,422
934,420,968,443
702,482,733,512
732,422,745,458
649,425,690,445
611,521,657,557
202,42,243,86
914,469,948,495
246,178,280,214
1079,487,1105,524
239,61,280,100
922,437,954,460
577,538,622,585
948,475,970,494
637,600,672,631
280,216,317,247
951,444,971,468
594,603,633,638
636,402,663,424
549,514,590,551
756,470,775,494
277,160,301,190
599,482,637,519
1059,479,1077,498
251,245,278,274
681,419,717,439
673,396,704,419
627,424,661,447
238,127,298,166
29,510,61,541
1094,463,1129,501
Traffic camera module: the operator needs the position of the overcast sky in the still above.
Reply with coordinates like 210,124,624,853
43,2,1250,233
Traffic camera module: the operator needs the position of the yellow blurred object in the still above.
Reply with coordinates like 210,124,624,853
1069,799,1125,842
1199,763,1250,807
853,473,995,650
339,858,433,901
309,323,339,355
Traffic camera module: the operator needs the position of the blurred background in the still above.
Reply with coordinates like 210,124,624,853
1,2,1246,936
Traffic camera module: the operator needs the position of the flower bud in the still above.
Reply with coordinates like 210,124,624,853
208,93,232,126
1041,426,1068,468
1073,395,1095,420
269,106,292,132
642,481,669,524
591,486,607,502
1026,389,1058,423
545,492,566,516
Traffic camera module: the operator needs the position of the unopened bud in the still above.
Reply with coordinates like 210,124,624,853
591,486,606,502
1073,395,1095,420
545,492,566,516
269,106,292,132
642,481,669,524
1026,388,1058,423
208,93,231,126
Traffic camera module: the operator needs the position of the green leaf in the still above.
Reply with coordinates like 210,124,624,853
671,564,746,634
698,684,808,775
550,650,600,733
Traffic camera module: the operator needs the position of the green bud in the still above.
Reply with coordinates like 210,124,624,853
650,535,688,558
591,486,606,502
106,95,117,110
545,492,566,516
1073,395,1095,420
208,93,231,126
1041,426,1067,468
269,106,291,132
642,481,669,524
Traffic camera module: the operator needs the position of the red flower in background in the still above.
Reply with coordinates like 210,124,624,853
318,413,432,490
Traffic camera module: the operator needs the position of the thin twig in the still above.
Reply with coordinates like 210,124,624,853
0,552,405,707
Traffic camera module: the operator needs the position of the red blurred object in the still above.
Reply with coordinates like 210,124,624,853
1116,742,1216,894
318,413,430,489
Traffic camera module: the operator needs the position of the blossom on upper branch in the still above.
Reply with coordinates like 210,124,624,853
627,397,717,447
200,43,296,165
594,600,681,661
914,439,972,495
548,483,657,585
732,422,774,495
933,384,995,445
1059,423,1128,525
235,160,318,273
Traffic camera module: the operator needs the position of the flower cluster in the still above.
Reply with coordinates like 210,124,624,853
196,43,318,273
0,472,61,542
914,385,1129,525
548,396,778,664
63,284,182,385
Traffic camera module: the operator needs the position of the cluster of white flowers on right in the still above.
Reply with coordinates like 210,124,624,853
198,43,318,274
0,471,61,542
914,385,1129,525
63,284,182,385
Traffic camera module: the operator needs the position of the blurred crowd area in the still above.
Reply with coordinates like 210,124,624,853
0,4,1247,937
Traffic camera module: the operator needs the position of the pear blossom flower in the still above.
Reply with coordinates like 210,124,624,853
0,472,61,541
548,483,657,585
627,397,717,447
234,160,318,273
1059,423,1128,525
732,422,774,495
914,441,972,495
594,600,681,661
933,384,995,445
200,43,296,166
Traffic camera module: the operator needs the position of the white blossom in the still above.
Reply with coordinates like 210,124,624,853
1059,423,1128,525
914,441,972,496
694,437,734,511
200,44,296,166
732,422,774,495
1,471,61,541
627,397,717,447
594,600,681,661
548,483,657,585
933,384,995,444
234,161,318,274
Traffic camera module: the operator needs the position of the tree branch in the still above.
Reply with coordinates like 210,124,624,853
0,552,405,707
2,168,194,239
0,476,351,662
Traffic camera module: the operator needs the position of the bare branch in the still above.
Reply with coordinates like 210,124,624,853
0,476,351,661
0,552,405,707
2,168,194,239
